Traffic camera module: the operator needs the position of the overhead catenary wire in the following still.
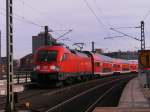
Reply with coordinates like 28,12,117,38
15,0,74,40
143,10,150,21
0,7,43,27
14,0,87,46
18,0,43,15
52,30,80,44
104,35,125,39
110,28,140,41
16,0,69,29
93,0,145,43
83,0,110,36
111,26,141,29
56,29,73,40
93,0,113,27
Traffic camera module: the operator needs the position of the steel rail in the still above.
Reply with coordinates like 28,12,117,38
45,75,135,112
0,88,59,109
0,75,118,109
0,74,136,111
84,78,130,112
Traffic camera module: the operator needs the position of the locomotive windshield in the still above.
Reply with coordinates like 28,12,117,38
37,50,58,62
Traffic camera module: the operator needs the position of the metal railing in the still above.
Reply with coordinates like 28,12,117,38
15,71,32,84
0,71,32,84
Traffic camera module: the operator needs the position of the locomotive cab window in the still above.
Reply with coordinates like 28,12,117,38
37,50,58,62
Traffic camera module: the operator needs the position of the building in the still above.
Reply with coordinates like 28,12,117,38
32,32,56,54
95,48,103,54
104,51,138,60
0,64,6,78
0,57,7,77
19,53,33,71
0,57,20,77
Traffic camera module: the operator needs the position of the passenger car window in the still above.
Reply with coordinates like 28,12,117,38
95,62,100,67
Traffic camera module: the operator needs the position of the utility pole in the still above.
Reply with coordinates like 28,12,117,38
92,41,95,52
44,26,49,45
6,0,14,111
141,21,145,50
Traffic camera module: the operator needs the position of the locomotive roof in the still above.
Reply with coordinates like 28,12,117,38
69,49,89,58
36,46,89,58
37,45,64,50
87,52,113,62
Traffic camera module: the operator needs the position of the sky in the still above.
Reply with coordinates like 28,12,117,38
0,0,150,59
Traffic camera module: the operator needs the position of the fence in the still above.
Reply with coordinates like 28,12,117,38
0,71,32,84
15,71,32,84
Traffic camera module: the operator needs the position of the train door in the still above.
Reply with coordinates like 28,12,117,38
94,61,101,76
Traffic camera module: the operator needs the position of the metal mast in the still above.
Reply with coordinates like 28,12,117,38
44,26,49,45
141,21,145,50
107,21,145,50
6,0,14,111
92,41,95,52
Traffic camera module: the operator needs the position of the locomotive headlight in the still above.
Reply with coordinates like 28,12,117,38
34,65,40,71
36,65,40,70
50,65,59,71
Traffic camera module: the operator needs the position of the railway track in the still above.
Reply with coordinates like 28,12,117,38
0,89,58,110
0,77,101,109
84,78,129,112
21,74,136,111
45,74,134,112
0,73,137,111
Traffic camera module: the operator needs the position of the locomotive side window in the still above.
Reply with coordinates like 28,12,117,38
95,62,100,67
37,50,58,62
62,53,68,61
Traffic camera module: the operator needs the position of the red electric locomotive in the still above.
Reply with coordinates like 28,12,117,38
31,45,92,84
